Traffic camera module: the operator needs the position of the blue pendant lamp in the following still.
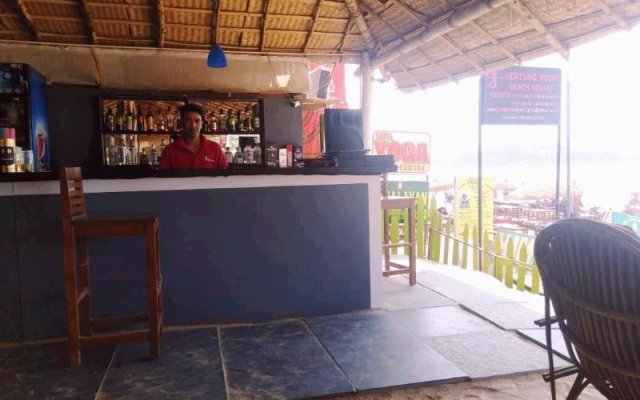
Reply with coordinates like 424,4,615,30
208,0,228,68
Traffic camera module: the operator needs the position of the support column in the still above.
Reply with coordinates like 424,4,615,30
361,52,373,150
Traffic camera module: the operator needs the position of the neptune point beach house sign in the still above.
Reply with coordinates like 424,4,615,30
481,66,562,125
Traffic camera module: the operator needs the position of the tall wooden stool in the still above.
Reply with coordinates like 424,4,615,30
60,167,163,367
382,196,417,285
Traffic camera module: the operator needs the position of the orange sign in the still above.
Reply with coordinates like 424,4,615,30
373,130,431,174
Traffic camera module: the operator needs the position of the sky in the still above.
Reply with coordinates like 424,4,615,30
345,24,640,210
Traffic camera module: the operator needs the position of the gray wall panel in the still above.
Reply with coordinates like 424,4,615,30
0,197,22,340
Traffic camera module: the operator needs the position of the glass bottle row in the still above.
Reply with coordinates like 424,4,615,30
103,101,261,134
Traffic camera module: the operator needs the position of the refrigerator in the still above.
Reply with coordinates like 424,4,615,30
0,63,51,172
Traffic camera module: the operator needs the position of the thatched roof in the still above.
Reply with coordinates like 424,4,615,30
1,0,639,92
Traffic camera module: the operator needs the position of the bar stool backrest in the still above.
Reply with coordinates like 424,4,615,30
60,167,87,221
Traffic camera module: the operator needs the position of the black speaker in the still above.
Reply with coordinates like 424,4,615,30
323,109,364,153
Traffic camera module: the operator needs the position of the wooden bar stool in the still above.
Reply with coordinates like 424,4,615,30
60,167,163,367
382,196,417,285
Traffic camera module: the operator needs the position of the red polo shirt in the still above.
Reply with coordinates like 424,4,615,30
159,136,227,170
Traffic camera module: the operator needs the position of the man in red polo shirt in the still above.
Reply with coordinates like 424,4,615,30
159,103,227,170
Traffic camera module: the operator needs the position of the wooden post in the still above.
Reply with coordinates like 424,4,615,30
361,52,373,150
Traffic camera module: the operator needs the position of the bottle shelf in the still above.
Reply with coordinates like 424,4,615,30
99,96,264,167
101,130,262,136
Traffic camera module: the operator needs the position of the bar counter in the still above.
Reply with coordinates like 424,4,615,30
0,166,392,341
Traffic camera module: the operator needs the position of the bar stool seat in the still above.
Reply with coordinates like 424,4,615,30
60,167,163,367
382,196,417,285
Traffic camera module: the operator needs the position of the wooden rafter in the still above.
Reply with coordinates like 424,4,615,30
362,1,456,83
213,0,221,47
79,0,97,44
303,0,323,53
344,0,376,50
594,0,628,29
219,10,346,24
15,0,39,40
337,16,354,52
510,0,570,59
383,0,485,75
157,0,165,47
439,35,486,73
394,59,426,91
468,20,520,63
260,0,270,52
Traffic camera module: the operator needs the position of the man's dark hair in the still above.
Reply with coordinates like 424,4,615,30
180,103,205,120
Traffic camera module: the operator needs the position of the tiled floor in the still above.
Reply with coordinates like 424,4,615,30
0,261,569,400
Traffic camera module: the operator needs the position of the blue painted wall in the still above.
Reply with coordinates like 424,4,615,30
0,183,371,341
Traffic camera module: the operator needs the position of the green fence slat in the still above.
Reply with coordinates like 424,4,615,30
443,218,451,264
427,197,438,261
494,232,503,281
472,226,479,271
416,197,426,258
505,238,514,289
517,243,528,292
531,264,541,295
433,213,442,263
482,230,490,274
452,232,460,266
461,224,469,269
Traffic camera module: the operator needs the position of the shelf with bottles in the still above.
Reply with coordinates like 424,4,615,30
100,96,265,167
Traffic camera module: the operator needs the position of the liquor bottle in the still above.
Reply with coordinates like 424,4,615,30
106,136,118,166
157,111,166,132
128,139,137,165
219,109,226,133
225,147,233,164
131,103,138,132
146,109,154,132
227,109,236,132
137,105,145,131
252,104,260,130
117,136,128,165
116,102,124,132
254,142,261,164
237,110,245,132
105,107,115,132
210,113,218,132
244,107,252,132
202,111,209,133
138,148,149,166
233,147,243,164
166,106,175,131
126,102,134,131
149,143,159,166
243,142,254,164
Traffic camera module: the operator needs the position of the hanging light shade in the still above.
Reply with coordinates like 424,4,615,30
207,0,227,68
207,43,227,68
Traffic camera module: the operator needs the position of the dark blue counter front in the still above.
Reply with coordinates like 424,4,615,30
0,177,379,341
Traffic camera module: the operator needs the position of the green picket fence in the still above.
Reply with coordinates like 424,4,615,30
423,196,541,295
381,192,541,294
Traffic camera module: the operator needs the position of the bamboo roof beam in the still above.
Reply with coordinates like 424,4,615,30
468,19,520,62
15,0,39,40
343,0,376,51
439,35,486,73
303,0,323,53
79,0,97,44
337,16,354,52
213,0,220,49
360,2,456,84
157,0,166,47
594,0,629,29
260,0,270,52
370,0,514,69
510,0,570,59
387,0,426,25
218,10,347,24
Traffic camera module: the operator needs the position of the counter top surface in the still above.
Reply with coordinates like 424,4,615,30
0,164,396,182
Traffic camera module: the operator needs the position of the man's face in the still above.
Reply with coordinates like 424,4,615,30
182,111,202,138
